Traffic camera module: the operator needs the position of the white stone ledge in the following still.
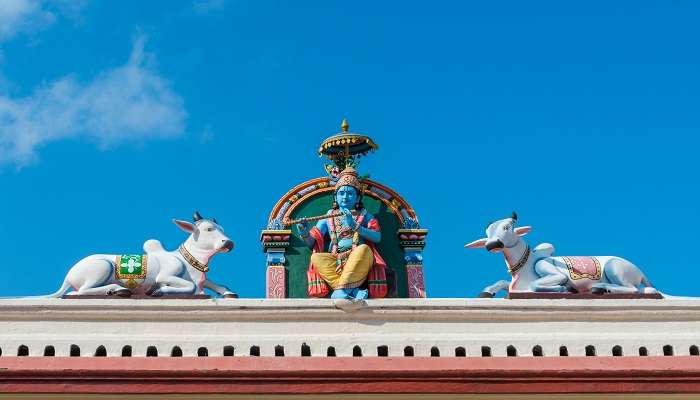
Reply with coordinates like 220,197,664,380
1,298,700,320
0,298,699,358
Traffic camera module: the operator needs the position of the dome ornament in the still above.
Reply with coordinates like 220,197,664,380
318,118,378,178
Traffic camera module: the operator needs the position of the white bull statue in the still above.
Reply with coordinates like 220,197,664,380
45,212,237,298
465,212,659,297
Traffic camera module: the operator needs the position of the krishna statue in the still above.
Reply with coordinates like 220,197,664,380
261,119,428,300
296,166,387,300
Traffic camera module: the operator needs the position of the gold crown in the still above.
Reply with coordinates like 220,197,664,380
335,167,361,190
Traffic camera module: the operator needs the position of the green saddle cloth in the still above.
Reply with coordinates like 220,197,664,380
115,254,148,289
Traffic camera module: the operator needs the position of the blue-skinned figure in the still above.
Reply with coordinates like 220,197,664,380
296,167,386,300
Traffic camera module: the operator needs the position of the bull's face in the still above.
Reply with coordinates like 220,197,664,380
465,212,531,252
192,220,234,254
173,212,234,255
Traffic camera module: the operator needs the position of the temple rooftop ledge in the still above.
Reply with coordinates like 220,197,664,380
0,298,699,321
1,298,699,358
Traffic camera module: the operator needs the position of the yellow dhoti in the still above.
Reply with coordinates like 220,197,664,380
311,244,374,289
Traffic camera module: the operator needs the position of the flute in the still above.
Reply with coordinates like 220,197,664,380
284,212,345,226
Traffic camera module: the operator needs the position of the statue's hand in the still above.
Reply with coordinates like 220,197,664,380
335,263,343,274
296,221,311,237
341,208,355,228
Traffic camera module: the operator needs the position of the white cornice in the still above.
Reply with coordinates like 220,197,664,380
0,298,699,321
1,298,699,357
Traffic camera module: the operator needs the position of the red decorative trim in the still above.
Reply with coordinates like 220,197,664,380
268,177,420,227
283,185,405,226
1,357,700,394
266,265,286,299
406,265,426,298
268,178,329,221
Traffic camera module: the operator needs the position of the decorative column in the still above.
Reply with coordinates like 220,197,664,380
398,229,428,298
260,230,291,298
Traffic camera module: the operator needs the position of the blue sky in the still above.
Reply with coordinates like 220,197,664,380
0,1,699,297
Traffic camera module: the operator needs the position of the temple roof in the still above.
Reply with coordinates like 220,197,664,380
1,298,700,396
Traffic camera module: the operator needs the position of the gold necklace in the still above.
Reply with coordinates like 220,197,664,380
507,245,530,275
178,245,209,273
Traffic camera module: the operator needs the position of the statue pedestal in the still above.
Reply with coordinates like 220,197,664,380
61,294,211,299
507,292,663,299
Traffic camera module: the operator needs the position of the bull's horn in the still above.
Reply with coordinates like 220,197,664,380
212,218,218,224
193,211,203,222
511,211,518,221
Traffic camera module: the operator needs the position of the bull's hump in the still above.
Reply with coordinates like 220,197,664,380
143,239,166,254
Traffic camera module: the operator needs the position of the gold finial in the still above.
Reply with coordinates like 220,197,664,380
341,118,349,132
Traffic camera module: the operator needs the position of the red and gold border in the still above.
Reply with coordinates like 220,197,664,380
268,177,420,227
1,357,700,395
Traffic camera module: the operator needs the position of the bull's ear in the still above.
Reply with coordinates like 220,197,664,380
514,226,532,236
465,238,488,249
173,219,195,233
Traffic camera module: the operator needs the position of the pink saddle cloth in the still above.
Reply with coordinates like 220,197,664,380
562,256,601,280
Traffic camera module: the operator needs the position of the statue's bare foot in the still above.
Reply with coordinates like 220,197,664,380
334,298,366,312
223,292,239,298
331,289,352,300
354,289,368,300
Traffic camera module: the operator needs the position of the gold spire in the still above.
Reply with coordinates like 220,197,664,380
341,118,349,132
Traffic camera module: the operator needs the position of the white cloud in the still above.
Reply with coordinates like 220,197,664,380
0,0,56,41
0,36,187,166
192,0,224,14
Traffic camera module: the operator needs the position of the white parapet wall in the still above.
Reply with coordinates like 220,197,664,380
0,298,699,358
